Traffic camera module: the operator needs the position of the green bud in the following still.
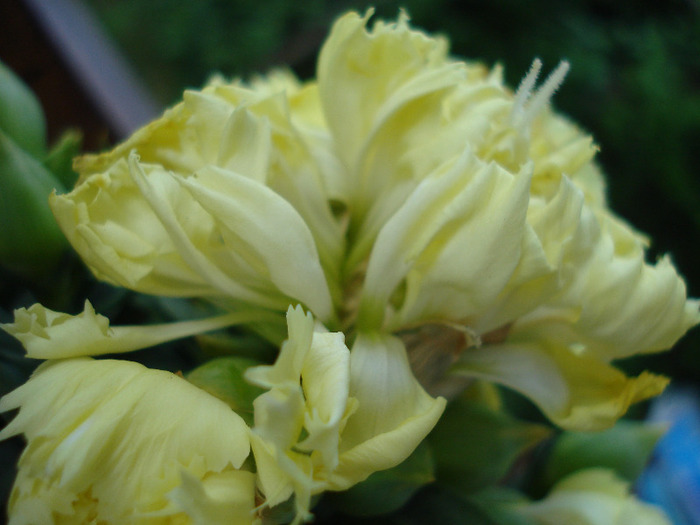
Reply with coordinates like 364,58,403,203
186,356,265,426
0,131,67,277
0,61,46,157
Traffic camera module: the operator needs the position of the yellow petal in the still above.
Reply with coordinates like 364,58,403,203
247,305,351,521
317,9,465,205
529,206,700,360
515,468,671,525
297,330,351,472
359,151,536,331
0,358,251,523
245,305,315,388
453,328,668,430
168,470,259,525
331,333,446,489
2,300,273,359
50,158,215,297
566,211,699,359
175,165,334,321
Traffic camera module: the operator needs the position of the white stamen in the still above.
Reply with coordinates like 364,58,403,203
511,58,543,120
525,60,570,123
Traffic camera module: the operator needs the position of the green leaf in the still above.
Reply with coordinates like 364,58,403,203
0,130,67,277
541,420,666,489
428,396,552,494
393,485,501,525
44,129,82,189
0,61,46,157
328,440,435,517
186,356,265,426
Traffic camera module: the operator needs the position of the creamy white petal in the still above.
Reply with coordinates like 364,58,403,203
330,333,445,489
2,300,274,359
168,470,258,525
452,328,668,430
359,151,535,331
318,10,465,208
177,165,334,321
0,358,250,523
515,469,671,525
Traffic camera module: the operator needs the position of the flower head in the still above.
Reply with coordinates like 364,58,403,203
0,359,255,524
3,7,698,524
48,10,698,435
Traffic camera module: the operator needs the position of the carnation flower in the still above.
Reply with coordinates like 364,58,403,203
0,359,255,524
2,8,697,524
49,9,697,429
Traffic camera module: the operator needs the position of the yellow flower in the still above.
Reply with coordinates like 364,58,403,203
0,358,256,525
245,306,444,524
44,0,696,470
3,7,698,524
514,469,671,524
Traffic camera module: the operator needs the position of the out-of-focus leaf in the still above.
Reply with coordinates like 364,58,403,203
392,485,503,525
428,396,552,494
186,356,264,425
470,487,540,525
44,130,82,189
0,131,66,278
196,331,278,363
328,440,435,517
0,61,46,158
542,420,666,490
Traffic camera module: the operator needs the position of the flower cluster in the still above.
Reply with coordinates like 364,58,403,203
1,9,696,524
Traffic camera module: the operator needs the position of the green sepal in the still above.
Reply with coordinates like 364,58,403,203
0,61,46,157
44,129,82,189
540,420,666,490
186,356,265,426
328,440,435,517
0,130,67,277
428,395,552,494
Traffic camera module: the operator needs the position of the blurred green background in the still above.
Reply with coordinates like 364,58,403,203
85,0,700,381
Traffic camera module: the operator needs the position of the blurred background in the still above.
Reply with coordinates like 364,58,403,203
1,0,699,522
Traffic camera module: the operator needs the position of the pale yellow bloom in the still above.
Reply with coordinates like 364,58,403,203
245,306,445,523
0,359,255,525
39,4,697,503
514,469,671,525
1,7,697,525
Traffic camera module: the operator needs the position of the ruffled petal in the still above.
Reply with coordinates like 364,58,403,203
452,327,668,430
2,300,273,359
50,158,216,297
168,470,259,525
331,333,446,489
318,9,465,209
359,150,537,331
0,358,251,523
